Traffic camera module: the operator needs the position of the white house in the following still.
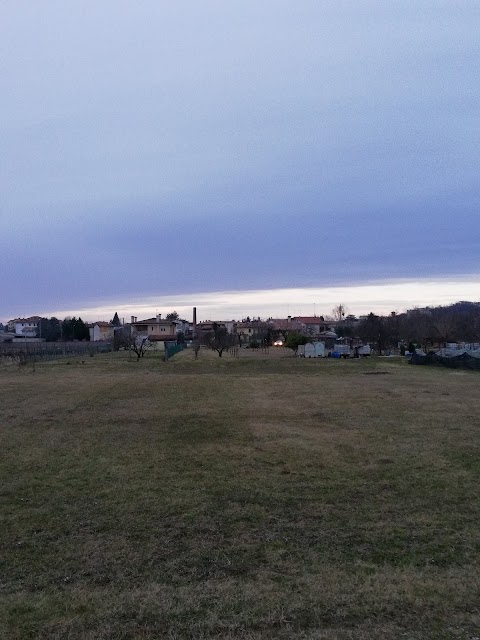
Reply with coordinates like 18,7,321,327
14,317,41,338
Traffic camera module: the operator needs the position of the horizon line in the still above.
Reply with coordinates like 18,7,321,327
5,275,480,324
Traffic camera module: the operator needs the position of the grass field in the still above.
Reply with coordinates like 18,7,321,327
1,348,479,639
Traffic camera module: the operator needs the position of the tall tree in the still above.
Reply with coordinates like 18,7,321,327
111,312,121,327
37,317,61,342
430,307,457,346
62,317,90,341
332,304,348,322
357,313,387,354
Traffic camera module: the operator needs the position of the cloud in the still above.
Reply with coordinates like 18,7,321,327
17,276,480,324
1,1,479,319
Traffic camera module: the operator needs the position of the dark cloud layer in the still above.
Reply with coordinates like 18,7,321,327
1,1,479,318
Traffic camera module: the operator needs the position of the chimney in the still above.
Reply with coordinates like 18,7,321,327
287,315,291,322
156,314,162,322
131,315,135,324
193,306,197,327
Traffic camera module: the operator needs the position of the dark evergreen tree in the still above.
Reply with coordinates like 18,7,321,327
111,312,121,327
37,317,61,341
62,317,90,341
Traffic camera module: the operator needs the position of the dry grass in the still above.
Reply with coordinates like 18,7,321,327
1,349,479,639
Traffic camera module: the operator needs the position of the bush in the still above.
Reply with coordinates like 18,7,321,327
285,332,309,352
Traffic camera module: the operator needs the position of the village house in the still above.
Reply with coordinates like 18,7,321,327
128,314,186,350
236,320,269,344
293,316,329,337
172,317,191,336
12,316,42,338
268,317,305,338
88,321,114,342
196,320,237,336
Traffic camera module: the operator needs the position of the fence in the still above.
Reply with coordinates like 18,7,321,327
410,350,480,371
0,341,113,363
166,343,185,359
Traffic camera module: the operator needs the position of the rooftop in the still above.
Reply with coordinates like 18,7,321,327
132,318,177,326
14,316,41,323
294,317,326,324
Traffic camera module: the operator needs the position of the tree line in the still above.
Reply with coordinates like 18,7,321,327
36,317,90,341
345,302,480,353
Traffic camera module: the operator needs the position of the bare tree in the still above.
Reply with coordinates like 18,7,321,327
400,309,431,352
332,304,348,322
2,346,37,371
126,332,152,361
452,302,480,344
201,322,234,357
430,308,457,347
193,340,201,359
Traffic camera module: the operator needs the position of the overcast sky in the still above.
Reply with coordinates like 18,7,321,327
1,1,479,322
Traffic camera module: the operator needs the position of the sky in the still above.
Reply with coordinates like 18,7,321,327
1,1,479,323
